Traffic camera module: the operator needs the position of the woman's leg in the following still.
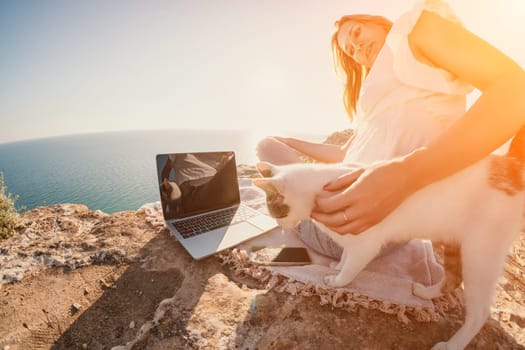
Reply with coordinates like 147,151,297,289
295,220,343,259
255,137,304,165
295,220,407,261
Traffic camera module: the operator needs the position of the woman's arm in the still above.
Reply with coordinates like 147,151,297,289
312,10,525,234
275,135,352,163
406,10,525,188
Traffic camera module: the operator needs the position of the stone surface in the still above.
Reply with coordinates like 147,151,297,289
1,204,158,285
0,198,524,349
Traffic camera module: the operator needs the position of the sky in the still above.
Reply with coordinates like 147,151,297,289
1,0,524,144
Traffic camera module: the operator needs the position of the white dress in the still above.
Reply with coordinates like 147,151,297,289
298,0,475,259
343,0,474,164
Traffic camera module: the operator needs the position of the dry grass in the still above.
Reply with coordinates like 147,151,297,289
0,172,22,240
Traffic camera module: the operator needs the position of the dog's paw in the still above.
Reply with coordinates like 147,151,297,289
323,275,346,288
329,261,341,270
412,282,442,300
323,275,337,287
430,342,449,350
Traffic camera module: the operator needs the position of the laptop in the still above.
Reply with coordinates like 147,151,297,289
156,151,277,260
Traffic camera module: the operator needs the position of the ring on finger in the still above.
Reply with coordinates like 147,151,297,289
342,209,350,223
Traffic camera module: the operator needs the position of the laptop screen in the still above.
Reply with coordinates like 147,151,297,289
156,152,240,220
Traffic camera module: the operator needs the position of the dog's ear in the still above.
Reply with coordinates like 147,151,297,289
252,178,282,196
256,161,275,178
252,178,269,189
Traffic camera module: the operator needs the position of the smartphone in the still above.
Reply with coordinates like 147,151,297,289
249,247,312,266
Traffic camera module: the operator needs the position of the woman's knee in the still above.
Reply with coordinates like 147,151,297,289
255,137,284,162
255,136,302,164
297,220,342,259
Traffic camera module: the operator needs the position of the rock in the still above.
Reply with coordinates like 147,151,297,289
322,128,353,145
0,205,158,285
71,303,82,314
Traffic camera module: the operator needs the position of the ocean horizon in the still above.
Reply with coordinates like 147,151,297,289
0,129,324,214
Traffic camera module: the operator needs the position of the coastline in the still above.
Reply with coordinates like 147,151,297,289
0,129,331,215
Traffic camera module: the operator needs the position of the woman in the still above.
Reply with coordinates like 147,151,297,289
256,0,525,257
312,1,525,235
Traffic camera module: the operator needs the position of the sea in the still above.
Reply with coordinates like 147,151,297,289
0,129,323,214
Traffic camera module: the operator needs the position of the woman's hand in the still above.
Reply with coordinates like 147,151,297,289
271,136,347,164
311,160,414,235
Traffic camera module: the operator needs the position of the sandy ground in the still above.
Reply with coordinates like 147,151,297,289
1,222,525,349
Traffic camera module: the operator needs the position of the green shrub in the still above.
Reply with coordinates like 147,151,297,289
0,172,22,240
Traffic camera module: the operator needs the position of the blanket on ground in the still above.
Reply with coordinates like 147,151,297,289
143,178,463,323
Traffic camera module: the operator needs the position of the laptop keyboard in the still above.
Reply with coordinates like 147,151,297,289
172,205,259,239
